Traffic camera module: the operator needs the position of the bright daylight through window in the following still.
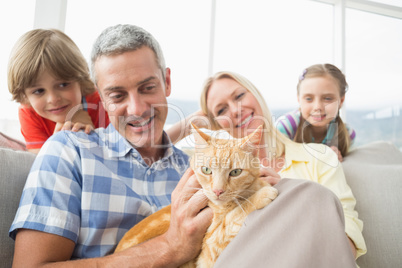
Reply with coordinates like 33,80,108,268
0,0,401,150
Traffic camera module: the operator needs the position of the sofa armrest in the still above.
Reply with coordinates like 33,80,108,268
343,141,402,268
0,148,35,267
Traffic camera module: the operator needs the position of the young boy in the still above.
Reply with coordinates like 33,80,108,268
8,29,109,153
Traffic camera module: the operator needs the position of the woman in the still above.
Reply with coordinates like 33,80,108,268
167,71,366,259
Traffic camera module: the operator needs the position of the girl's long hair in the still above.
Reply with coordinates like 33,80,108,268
295,114,350,156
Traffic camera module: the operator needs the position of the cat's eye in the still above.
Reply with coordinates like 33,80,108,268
229,169,242,177
201,166,212,175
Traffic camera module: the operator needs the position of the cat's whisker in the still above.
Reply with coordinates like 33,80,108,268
234,198,248,218
234,194,258,211
231,190,256,201
235,189,257,195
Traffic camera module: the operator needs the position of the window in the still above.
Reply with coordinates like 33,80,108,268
212,0,333,112
345,8,402,148
65,0,211,102
0,0,35,139
0,0,400,149
67,0,333,117
371,0,402,8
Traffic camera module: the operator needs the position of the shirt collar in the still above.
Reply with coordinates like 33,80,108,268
102,124,175,161
283,140,337,170
161,133,175,159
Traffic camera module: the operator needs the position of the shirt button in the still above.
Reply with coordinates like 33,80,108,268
147,170,151,175
133,153,138,157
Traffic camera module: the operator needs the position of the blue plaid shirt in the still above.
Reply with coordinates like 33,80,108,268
9,124,189,258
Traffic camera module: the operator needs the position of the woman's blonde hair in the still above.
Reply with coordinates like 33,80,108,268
295,63,350,156
8,29,95,104
200,71,289,159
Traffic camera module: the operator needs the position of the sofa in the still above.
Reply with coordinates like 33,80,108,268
1,141,401,267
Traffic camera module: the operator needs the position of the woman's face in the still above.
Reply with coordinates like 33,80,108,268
206,78,264,138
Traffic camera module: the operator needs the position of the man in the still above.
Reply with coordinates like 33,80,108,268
10,24,213,267
10,24,359,268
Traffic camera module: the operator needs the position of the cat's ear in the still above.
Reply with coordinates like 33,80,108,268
191,123,211,148
240,125,263,153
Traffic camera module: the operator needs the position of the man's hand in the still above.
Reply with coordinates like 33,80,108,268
162,168,213,265
260,166,281,186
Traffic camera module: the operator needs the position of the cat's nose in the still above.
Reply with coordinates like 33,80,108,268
213,189,224,197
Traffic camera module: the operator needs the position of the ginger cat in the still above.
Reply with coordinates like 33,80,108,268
115,125,278,267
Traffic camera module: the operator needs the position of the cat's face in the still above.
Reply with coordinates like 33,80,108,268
190,125,262,205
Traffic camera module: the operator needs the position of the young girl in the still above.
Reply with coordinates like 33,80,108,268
8,29,109,153
276,63,355,161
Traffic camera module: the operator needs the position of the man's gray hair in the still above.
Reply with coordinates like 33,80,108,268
90,24,166,84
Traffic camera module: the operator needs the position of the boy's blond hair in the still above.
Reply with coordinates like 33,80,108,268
8,29,94,104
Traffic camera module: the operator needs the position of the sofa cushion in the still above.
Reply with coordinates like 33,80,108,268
0,148,35,267
1,141,401,267
343,141,402,268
